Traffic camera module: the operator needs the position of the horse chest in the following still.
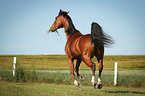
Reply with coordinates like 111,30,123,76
65,37,81,58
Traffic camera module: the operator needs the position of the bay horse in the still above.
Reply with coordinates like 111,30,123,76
48,9,113,88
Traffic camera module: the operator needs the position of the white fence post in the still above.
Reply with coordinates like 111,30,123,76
114,62,118,86
13,57,16,77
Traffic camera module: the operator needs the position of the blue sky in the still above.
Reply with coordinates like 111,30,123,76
0,0,145,55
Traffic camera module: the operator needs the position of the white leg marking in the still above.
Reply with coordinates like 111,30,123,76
74,80,78,86
98,78,101,85
91,76,95,83
98,78,101,82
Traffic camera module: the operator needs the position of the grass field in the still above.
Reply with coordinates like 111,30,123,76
0,81,145,96
0,55,145,95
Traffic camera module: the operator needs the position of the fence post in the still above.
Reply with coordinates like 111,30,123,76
13,57,16,77
114,62,118,86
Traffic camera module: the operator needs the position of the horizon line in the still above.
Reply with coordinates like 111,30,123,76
0,53,145,56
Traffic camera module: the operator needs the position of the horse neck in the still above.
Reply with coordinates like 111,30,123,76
63,19,80,40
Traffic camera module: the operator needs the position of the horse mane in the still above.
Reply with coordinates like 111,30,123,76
59,11,78,35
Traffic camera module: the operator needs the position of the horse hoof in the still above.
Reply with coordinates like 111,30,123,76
78,76,85,81
93,83,98,89
77,83,82,88
97,83,102,89
93,83,102,89
80,76,85,81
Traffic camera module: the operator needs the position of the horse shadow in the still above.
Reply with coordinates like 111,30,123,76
107,90,145,95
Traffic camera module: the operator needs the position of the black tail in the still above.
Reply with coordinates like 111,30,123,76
91,22,114,47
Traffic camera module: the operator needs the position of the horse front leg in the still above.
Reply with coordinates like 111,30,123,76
68,58,82,87
75,59,85,81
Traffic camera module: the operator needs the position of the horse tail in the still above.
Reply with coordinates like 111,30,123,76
91,22,114,47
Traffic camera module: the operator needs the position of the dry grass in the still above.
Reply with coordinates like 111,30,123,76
0,55,145,70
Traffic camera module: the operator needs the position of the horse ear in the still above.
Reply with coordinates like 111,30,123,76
67,11,70,14
59,9,62,15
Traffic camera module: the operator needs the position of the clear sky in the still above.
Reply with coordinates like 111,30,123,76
0,0,145,55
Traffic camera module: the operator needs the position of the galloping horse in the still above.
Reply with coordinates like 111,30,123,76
48,9,113,88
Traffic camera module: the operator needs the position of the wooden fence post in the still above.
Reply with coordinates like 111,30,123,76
13,57,16,77
114,62,118,86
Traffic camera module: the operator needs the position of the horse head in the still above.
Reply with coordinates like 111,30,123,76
48,9,69,32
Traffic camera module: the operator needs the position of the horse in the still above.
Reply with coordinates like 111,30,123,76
48,9,113,88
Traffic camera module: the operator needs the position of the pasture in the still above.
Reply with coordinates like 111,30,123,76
0,82,145,96
0,55,145,95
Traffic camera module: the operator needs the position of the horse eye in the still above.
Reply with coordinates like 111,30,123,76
55,17,57,20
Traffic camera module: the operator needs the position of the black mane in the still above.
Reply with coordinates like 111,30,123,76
59,11,78,35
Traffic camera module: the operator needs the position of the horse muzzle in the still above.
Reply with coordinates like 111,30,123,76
48,25,57,32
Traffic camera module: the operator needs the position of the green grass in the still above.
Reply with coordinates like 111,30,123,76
0,82,145,96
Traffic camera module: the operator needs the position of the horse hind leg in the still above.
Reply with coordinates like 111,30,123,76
82,56,103,89
81,57,96,86
75,59,85,81
96,58,103,89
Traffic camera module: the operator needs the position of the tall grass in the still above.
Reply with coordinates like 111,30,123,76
4,62,38,82
0,69,144,88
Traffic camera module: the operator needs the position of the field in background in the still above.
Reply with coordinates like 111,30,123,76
0,55,145,70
